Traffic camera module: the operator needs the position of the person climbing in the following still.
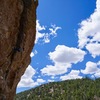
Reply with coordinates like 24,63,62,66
13,47,24,52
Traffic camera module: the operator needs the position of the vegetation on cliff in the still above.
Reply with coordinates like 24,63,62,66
15,78,100,100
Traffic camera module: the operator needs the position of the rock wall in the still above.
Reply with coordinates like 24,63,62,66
0,0,38,100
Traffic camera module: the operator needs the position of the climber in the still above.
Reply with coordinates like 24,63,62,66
13,47,24,52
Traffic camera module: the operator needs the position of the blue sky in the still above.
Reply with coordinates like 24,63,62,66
17,0,100,93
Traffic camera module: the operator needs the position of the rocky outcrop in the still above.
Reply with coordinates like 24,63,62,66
0,0,38,100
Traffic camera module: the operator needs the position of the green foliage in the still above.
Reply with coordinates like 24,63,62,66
15,78,100,100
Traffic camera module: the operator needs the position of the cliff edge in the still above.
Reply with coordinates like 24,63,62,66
0,0,38,100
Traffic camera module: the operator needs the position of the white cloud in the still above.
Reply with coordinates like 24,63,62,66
35,20,61,44
81,61,98,74
36,20,46,31
51,76,55,79
81,61,100,78
78,0,100,58
86,43,100,58
41,45,86,76
49,24,62,37
36,79,46,84
18,65,38,88
17,65,46,88
48,79,54,82
60,70,82,80
43,33,50,43
97,61,100,66
35,20,46,43
30,50,38,58
41,63,71,76
49,45,86,64
94,73,100,78
30,52,34,58
96,0,100,11
90,32,100,43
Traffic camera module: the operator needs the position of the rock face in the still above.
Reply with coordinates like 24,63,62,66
0,0,38,100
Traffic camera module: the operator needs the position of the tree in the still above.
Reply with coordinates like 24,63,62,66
0,0,38,100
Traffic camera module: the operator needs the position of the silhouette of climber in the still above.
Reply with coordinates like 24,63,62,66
13,0,38,53
13,47,23,52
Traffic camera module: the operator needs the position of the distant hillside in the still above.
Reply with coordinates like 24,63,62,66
15,78,100,100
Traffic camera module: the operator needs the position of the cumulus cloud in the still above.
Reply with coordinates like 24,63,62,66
41,45,86,76
81,61,100,78
60,70,82,80
18,65,38,88
17,65,46,88
77,0,100,58
81,61,98,74
48,79,54,82
41,63,71,76
49,45,86,64
35,20,61,44
36,79,46,84
86,43,100,58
